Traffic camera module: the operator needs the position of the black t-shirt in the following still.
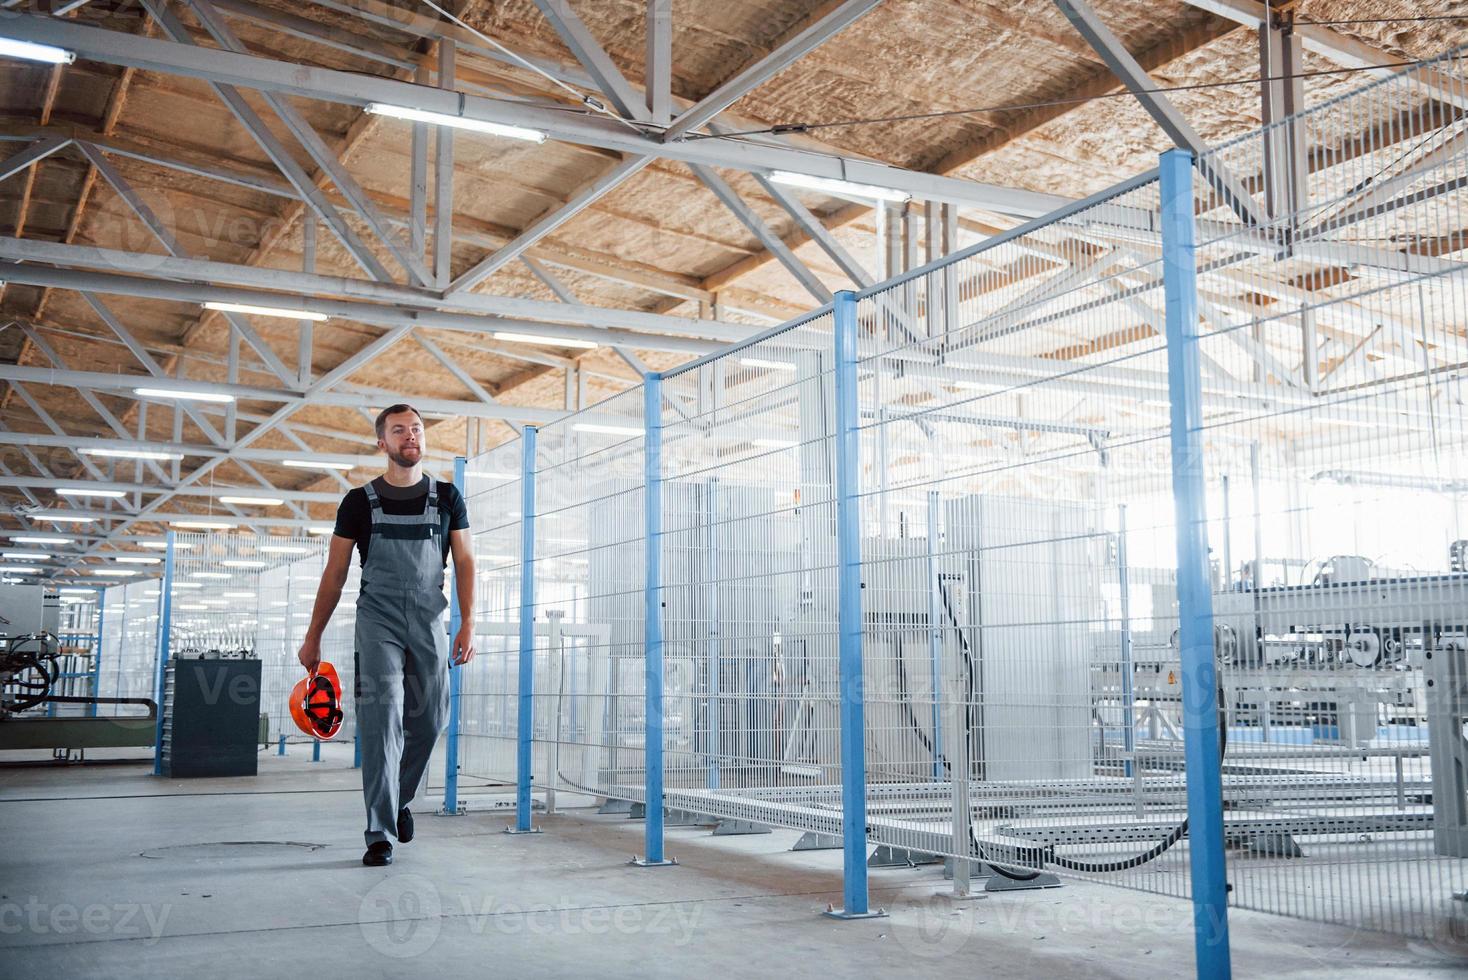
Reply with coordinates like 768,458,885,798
333,476,470,568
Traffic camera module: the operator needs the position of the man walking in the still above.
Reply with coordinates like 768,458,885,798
298,403,475,866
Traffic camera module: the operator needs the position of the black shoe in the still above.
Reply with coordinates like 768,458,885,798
397,806,414,844
362,841,393,866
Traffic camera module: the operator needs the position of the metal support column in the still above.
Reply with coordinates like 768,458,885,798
507,429,542,835
825,290,884,920
633,375,676,867
152,530,176,776
1160,147,1231,979
442,454,466,815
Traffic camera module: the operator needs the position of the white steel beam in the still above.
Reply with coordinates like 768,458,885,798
1053,0,1265,227
691,164,832,304
659,0,883,143
446,155,653,296
0,475,344,505
0,238,745,348
1178,0,1468,112
531,0,649,121
0,15,1068,215
138,0,397,283
0,364,568,424
0,135,71,182
645,0,672,124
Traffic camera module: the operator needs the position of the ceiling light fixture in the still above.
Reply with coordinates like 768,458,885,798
493,331,599,350
78,447,183,461
767,170,911,203
364,103,546,143
134,387,236,404
0,38,76,65
202,301,329,322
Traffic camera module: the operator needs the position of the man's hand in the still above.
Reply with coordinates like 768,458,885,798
297,636,322,673
452,624,476,666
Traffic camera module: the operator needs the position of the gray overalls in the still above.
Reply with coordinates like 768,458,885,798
355,477,451,846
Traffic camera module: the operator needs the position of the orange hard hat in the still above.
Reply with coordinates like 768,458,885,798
289,662,344,740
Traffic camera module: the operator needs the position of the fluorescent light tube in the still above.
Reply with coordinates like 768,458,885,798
2,551,49,560
203,301,329,321
134,387,236,403
364,103,546,143
41,516,93,524
56,487,126,498
493,331,598,349
219,495,284,506
0,38,75,65
767,170,910,203
171,520,236,530
78,447,183,461
0,565,39,574
137,540,193,550
306,526,335,535
92,568,137,576
112,556,161,565
12,535,71,544
282,459,355,471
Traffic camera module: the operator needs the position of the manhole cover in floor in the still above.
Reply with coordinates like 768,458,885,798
139,841,328,861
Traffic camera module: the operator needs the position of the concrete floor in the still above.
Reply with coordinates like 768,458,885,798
1,747,1465,979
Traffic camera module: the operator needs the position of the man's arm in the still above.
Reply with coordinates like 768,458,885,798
449,527,476,665
296,534,355,671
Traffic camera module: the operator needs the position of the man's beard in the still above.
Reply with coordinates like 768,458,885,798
387,448,421,468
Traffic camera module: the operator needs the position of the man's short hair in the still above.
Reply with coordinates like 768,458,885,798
375,403,423,439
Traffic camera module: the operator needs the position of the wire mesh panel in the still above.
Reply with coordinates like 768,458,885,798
659,314,840,818
1191,53,1468,941
459,440,524,784
95,580,159,713
531,388,646,807
846,176,1222,897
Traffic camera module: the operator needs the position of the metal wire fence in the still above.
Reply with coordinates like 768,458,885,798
449,52,1468,955
1189,53,1468,941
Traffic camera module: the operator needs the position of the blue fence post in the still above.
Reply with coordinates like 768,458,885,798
507,428,542,835
1160,147,1232,979
634,374,675,867
353,732,361,768
152,530,175,776
826,290,883,919
442,454,467,815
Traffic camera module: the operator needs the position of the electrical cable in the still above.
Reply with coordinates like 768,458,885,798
926,577,1227,879
688,57,1460,141
415,0,648,135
